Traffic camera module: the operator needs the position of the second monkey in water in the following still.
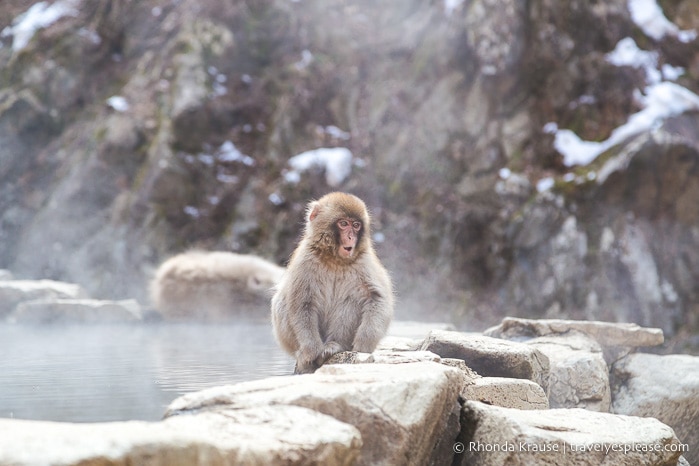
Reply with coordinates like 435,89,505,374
271,192,394,374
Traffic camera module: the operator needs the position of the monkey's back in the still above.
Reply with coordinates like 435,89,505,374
152,251,284,321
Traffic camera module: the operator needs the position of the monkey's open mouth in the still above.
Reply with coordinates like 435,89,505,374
343,246,353,256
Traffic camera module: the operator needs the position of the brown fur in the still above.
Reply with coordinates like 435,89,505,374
271,192,394,373
151,251,285,321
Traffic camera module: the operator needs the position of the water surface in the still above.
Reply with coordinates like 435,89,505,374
0,322,293,422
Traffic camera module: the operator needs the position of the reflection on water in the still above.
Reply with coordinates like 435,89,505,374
0,322,294,422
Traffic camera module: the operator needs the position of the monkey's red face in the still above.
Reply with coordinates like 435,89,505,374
337,218,361,259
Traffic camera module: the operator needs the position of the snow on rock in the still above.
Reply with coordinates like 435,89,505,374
444,0,465,16
628,0,697,43
536,177,555,193
217,141,255,166
1,0,80,52
556,82,699,166
552,2,698,167
285,147,353,187
105,96,130,112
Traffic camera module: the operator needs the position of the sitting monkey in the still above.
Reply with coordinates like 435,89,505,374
271,192,394,373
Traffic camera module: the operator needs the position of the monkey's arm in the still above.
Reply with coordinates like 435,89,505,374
352,285,393,353
290,300,327,373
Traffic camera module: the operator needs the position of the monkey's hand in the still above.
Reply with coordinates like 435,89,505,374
314,341,343,366
295,341,325,374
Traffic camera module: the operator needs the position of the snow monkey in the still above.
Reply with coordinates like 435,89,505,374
151,251,285,321
271,192,394,374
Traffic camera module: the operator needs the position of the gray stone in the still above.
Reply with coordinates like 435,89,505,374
166,362,465,466
462,377,549,410
10,298,142,324
377,335,422,351
0,405,361,466
485,317,664,364
457,401,683,466
421,330,550,392
0,280,88,319
611,353,699,465
528,332,611,411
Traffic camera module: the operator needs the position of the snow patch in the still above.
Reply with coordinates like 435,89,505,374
628,0,697,43
536,177,555,193
105,96,130,112
268,192,284,206
444,0,465,15
217,141,255,166
2,0,80,52
555,82,699,166
285,147,353,187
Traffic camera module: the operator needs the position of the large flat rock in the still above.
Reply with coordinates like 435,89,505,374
0,280,88,318
0,406,361,466
485,317,664,364
11,298,142,323
420,330,550,392
166,362,465,466
457,401,684,466
612,353,699,465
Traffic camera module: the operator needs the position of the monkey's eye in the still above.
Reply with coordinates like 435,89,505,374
338,220,349,228
353,222,361,230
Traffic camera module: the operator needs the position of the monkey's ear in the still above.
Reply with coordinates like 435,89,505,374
307,201,321,222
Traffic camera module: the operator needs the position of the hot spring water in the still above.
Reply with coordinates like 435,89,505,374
0,322,293,422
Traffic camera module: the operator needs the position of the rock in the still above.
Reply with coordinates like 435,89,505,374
377,335,422,351
421,330,550,392
166,362,465,466
457,401,683,466
440,358,481,379
0,406,361,466
485,317,664,364
10,299,142,324
371,350,442,364
387,320,456,339
462,377,549,410
527,332,611,411
611,353,699,465
325,350,442,366
0,280,88,319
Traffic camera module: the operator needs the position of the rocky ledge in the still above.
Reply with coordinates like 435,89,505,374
0,271,145,324
0,318,696,466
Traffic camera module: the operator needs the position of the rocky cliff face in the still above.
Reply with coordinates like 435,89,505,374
1,0,698,347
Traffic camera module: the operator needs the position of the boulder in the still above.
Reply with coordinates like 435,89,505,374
611,353,699,465
421,330,550,392
457,401,684,466
0,280,88,319
166,362,465,466
484,317,664,364
10,298,142,324
462,377,549,410
0,406,361,466
527,332,610,411
377,335,422,351
386,320,456,339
